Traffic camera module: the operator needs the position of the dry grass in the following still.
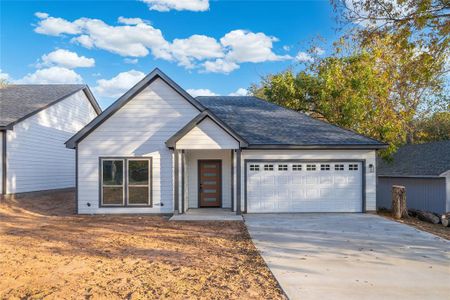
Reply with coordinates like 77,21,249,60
0,190,285,299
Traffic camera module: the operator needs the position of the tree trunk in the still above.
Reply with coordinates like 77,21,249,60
408,209,440,224
441,213,450,227
392,185,407,219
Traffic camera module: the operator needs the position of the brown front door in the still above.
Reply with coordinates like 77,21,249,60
198,160,222,207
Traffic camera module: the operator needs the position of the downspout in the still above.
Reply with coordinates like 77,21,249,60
236,148,241,215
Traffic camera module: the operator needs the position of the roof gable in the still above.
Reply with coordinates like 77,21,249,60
66,68,204,148
0,85,101,129
166,110,248,149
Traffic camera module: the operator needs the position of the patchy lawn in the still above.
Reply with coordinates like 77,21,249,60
377,211,450,240
0,190,285,299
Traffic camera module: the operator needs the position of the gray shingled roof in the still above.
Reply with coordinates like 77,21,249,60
377,141,450,176
196,96,384,147
0,84,87,127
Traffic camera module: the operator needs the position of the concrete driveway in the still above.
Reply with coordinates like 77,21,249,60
245,214,450,300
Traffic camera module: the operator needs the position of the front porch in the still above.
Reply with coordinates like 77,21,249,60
166,111,246,217
169,208,243,221
173,149,242,215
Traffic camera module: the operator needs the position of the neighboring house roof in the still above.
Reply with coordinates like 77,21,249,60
65,68,204,149
377,140,450,177
0,84,101,129
196,96,386,149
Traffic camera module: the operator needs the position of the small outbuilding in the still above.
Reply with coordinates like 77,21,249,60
0,84,101,194
377,141,450,214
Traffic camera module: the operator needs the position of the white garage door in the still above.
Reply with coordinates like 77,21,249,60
246,162,363,213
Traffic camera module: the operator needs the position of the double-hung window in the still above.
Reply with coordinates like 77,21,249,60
101,158,152,207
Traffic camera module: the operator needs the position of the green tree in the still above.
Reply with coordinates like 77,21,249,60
250,33,447,157
412,111,450,142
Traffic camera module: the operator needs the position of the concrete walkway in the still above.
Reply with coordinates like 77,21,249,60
170,208,243,221
245,214,450,300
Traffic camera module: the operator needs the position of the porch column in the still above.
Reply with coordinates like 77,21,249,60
174,149,180,213
181,150,185,213
236,148,242,215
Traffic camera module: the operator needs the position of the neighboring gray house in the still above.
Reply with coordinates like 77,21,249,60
377,141,450,214
0,85,101,194
66,68,387,215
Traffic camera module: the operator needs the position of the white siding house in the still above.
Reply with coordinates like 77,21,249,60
67,68,386,215
0,85,101,194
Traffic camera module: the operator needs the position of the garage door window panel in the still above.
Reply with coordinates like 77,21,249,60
292,164,302,171
320,164,330,171
278,164,288,171
264,164,274,171
349,164,359,171
335,164,344,171
306,164,317,171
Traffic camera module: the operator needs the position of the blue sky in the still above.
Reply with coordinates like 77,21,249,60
1,0,338,108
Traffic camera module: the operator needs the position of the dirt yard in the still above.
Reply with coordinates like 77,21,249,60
0,190,285,299
378,211,450,240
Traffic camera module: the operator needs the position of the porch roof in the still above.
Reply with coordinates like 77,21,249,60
166,110,248,149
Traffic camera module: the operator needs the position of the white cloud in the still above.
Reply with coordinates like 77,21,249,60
35,12,49,19
220,30,291,63
34,15,81,36
170,35,223,68
35,14,171,58
295,51,314,62
17,67,83,84
34,13,290,74
93,70,145,98
118,16,149,25
41,49,95,68
313,47,325,55
186,88,218,97
203,59,239,74
283,45,291,51
0,70,11,81
141,0,209,12
124,58,139,64
72,17,171,58
228,88,248,96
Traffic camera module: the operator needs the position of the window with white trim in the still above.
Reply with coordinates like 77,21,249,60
349,164,359,171
292,164,302,171
306,164,316,171
264,164,274,171
101,158,152,207
249,164,260,171
320,164,330,171
335,164,344,171
278,164,288,171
